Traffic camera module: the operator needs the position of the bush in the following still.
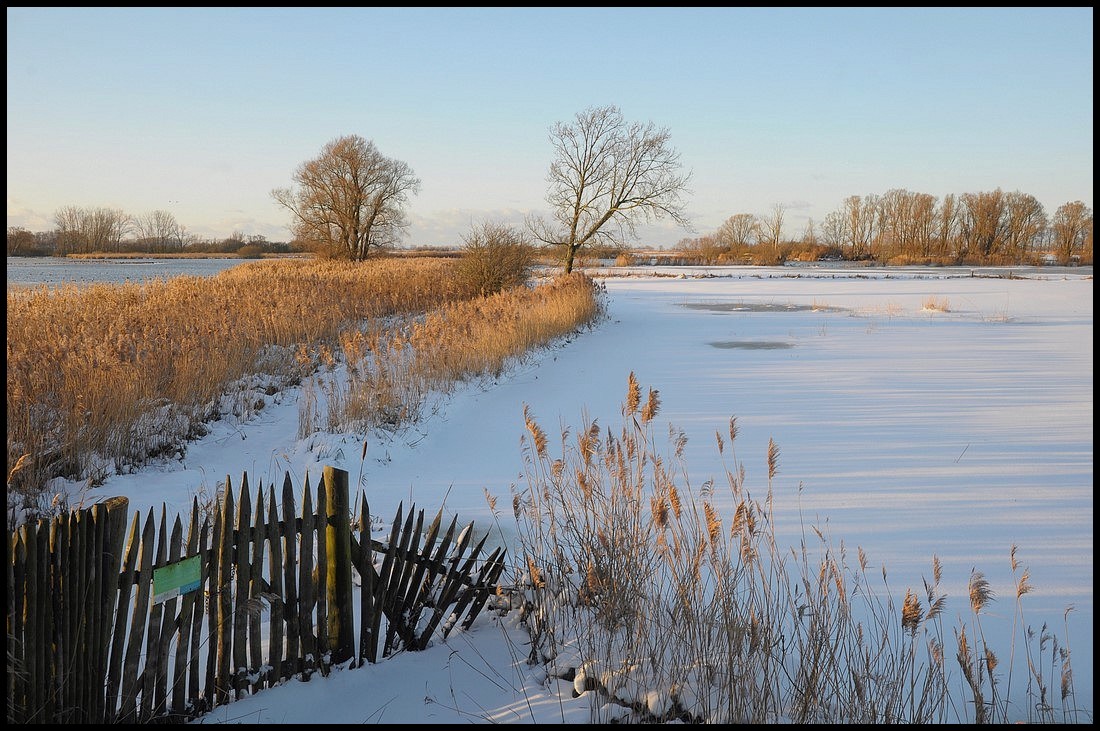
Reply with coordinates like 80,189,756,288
453,222,535,295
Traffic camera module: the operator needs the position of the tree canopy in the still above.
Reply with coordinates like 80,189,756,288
272,135,420,260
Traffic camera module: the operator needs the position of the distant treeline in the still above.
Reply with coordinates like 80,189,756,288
6,187,1095,267
6,205,301,258
674,189,1092,267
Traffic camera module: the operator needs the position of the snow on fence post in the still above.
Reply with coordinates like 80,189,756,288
323,466,355,665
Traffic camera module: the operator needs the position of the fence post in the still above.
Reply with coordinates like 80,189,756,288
323,466,354,665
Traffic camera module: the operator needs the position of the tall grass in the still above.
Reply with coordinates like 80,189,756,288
502,373,1087,724
6,257,481,517
312,273,608,435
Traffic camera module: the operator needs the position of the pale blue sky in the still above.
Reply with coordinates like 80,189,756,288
6,7,1094,248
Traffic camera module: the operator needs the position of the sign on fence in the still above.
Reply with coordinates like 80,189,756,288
153,554,202,603
7,467,507,725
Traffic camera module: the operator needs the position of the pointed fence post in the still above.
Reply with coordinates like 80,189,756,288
323,466,354,665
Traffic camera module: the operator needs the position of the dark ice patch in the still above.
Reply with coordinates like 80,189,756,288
708,341,794,350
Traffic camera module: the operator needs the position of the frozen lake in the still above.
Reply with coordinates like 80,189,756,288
6,256,260,287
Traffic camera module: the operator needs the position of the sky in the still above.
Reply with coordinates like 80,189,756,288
5,7,1094,249
23,262,1092,723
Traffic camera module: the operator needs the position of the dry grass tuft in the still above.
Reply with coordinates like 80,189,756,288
922,296,951,312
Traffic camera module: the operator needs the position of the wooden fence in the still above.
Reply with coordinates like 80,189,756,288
6,465,508,724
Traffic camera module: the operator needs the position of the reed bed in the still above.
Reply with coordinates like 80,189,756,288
501,373,1086,724
6,257,483,517
310,273,608,435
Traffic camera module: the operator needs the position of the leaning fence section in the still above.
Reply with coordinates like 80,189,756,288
7,465,508,724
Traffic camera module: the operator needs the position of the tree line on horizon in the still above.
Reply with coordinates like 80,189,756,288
676,191,1092,267
10,191,1091,268
6,104,1093,268
5,208,297,259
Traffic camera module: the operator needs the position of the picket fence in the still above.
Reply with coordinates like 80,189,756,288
6,465,508,724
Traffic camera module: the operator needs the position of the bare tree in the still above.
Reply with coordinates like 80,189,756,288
760,203,786,254
878,188,914,259
90,208,130,253
54,205,88,254
1051,200,1093,264
272,134,420,261
840,195,878,260
53,205,129,254
715,213,759,248
958,189,1008,260
134,209,183,253
7,226,36,256
909,192,937,259
1002,191,1047,261
820,209,848,250
933,193,959,260
801,218,818,248
528,105,692,273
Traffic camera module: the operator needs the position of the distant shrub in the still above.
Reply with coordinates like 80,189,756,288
454,222,535,295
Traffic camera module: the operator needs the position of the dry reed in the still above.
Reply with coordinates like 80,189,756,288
6,257,481,518
922,296,951,312
316,273,608,436
499,374,1087,724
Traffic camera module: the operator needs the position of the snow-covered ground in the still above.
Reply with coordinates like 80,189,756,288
59,265,1091,723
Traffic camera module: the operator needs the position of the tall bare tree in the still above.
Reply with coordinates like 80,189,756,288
1002,191,1047,261
715,213,759,248
272,134,420,261
933,193,959,260
879,188,914,259
958,189,1008,260
89,207,130,253
528,105,692,273
760,203,786,254
841,195,877,259
54,205,87,254
820,209,848,250
908,192,937,259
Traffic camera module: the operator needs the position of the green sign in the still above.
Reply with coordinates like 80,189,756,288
153,554,201,603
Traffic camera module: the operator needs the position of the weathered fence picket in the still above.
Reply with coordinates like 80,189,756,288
6,467,508,725
266,486,284,682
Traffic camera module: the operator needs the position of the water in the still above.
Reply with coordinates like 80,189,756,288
6,256,258,288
